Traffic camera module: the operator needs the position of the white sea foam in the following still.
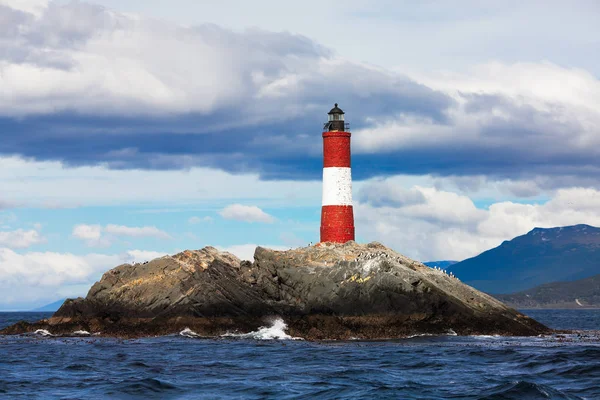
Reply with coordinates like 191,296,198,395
405,329,459,339
34,329,53,337
222,318,302,340
179,328,202,338
73,330,90,336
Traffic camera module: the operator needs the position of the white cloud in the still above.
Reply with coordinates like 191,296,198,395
356,182,600,262
72,223,170,247
0,0,48,17
72,224,106,247
104,224,171,239
0,229,45,249
0,1,331,118
45,0,599,77
219,204,276,224
188,216,214,225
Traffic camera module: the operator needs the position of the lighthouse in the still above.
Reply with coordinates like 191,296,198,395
320,103,355,243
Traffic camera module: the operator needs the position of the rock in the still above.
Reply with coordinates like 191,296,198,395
1,242,550,339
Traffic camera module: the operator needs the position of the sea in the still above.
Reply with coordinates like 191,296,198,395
1,310,599,399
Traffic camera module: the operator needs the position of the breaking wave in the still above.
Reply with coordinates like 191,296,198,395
222,318,302,340
33,329,53,337
179,328,202,338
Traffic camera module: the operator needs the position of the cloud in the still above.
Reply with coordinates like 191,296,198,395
0,2,597,185
358,182,426,208
0,0,48,17
0,229,45,249
352,62,600,182
188,216,213,225
355,181,600,262
72,224,112,248
0,1,452,180
72,223,170,247
104,224,171,239
72,224,102,240
219,204,276,224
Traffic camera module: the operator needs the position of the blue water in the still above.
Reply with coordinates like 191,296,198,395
1,310,599,399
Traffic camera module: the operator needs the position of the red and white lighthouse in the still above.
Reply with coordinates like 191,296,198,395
320,103,355,243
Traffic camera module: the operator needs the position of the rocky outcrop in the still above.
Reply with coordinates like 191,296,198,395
1,242,549,339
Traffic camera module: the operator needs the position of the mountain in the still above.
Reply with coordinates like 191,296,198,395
32,299,66,312
423,261,458,270
448,224,600,294
495,274,600,309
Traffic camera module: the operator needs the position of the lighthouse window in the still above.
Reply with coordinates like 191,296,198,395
333,114,339,121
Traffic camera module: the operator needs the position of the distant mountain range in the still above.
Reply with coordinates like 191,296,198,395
495,274,600,309
422,261,458,270
32,299,66,312
447,224,600,294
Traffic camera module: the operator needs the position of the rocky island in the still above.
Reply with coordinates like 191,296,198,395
1,242,549,339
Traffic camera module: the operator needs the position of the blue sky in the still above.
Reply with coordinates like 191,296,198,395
0,0,599,310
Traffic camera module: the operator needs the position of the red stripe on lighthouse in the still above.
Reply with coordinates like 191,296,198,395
322,131,351,168
320,129,355,243
321,205,355,243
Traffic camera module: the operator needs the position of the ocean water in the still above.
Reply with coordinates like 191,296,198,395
1,310,599,399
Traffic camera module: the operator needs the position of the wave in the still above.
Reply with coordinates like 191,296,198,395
179,328,202,338
405,329,459,339
72,330,90,336
222,318,302,340
33,329,53,337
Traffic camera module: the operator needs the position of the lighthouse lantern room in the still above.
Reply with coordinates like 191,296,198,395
320,103,355,243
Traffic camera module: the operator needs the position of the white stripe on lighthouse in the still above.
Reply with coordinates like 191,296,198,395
322,167,353,206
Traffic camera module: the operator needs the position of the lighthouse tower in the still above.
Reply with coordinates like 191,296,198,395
320,103,355,243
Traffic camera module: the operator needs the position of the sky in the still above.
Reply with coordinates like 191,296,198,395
0,0,599,310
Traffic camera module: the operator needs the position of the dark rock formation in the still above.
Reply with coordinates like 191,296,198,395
1,242,549,339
